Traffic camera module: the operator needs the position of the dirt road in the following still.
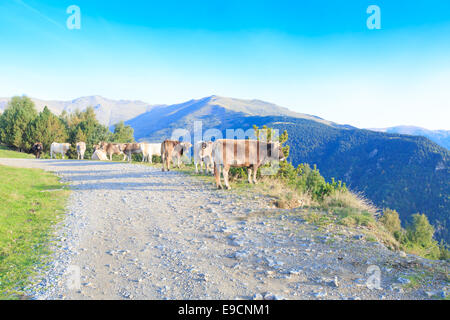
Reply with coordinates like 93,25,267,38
0,159,447,300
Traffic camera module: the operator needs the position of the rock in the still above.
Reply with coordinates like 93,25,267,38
230,250,249,259
230,239,244,247
330,276,339,288
263,292,277,300
390,284,404,293
312,291,327,298
397,277,411,285
289,268,302,275
252,293,263,300
353,235,364,240
399,251,407,258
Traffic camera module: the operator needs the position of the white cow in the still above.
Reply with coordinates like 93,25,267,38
50,142,71,159
76,142,86,160
91,149,108,161
139,143,162,163
194,141,214,174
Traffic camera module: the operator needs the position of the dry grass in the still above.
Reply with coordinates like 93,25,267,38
323,189,377,214
248,177,318,209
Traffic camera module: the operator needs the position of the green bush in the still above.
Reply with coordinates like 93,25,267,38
379,209,405,241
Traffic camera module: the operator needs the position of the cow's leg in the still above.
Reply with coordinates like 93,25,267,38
195,161,199,174
149,154,153,164
207,156,214,175
223,165,231,190
165,155,171,171
202,160,207,175
128,152,132,163
214,163,223,189
253,165,258,184
248,167,253,184
161,154,166,171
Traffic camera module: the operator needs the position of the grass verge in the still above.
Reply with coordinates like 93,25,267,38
0,165,69,300
0,146,34,159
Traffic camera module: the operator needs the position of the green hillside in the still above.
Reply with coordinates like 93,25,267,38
268,119,449,244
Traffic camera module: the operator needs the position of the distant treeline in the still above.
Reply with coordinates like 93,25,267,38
0,96,135,159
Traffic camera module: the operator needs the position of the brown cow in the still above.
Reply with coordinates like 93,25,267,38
212,139,285,189
98,142,127,161
161,140,192,171
122,143,143,162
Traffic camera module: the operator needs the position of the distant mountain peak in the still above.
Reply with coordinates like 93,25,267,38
369,126,450,150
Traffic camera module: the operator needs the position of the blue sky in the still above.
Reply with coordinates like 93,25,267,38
1,0,449,129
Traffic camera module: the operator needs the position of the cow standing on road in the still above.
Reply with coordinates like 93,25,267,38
50,142,71,159
212,139,285,189
194,141,214,174
31,142,44,159
123,143,143,163
140,143,161,163
76,142,86,160
98,142,127,161
161,140,192,172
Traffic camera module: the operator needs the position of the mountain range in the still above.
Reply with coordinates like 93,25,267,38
1,94,449,243
123,96,449,243
369,126,450,150
0,96,157,127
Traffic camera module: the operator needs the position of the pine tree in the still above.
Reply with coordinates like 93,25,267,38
26,106,68,152
112,121,135,143
0,96,37,151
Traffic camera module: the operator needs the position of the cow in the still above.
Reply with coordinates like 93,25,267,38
122,143,143,163
98,142,127,161
140,143,161,163
212,139,285,189
50,142,71,159
76,142,86,160
194,141,214,174
91,149,108,161
161,140,192,172
31,142,44,159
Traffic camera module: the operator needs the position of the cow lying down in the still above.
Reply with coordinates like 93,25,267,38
92,149,108,161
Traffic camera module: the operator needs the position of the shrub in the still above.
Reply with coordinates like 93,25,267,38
379,208,405,241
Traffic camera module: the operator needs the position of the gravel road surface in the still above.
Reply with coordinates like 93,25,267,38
0,159,447,300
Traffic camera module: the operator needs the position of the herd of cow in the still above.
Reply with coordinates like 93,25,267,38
30,139,284,189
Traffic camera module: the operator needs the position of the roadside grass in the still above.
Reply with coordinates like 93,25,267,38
0,146,34,159
0,165,69,300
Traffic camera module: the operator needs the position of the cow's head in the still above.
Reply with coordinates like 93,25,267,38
267,142,285,161
32,142,43,152
64,143,71,151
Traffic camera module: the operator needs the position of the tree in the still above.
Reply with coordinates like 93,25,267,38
0,96,37,151
112,121,135,143
380,208,404,241
407,214,436,247
61,107,113,158
405,213,441,259
26,106,68,152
